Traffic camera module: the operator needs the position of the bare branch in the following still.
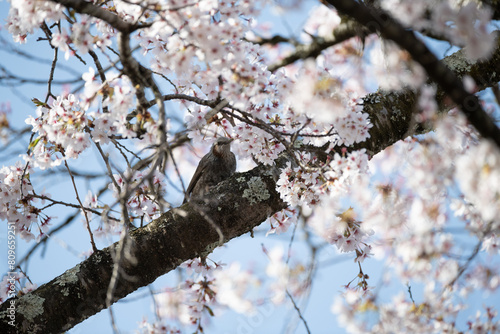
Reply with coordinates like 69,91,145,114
63,159,98,253
286,290,311,334
117,32,151,109
268,18,368,72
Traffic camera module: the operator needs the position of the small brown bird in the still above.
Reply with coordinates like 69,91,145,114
183,137,236,203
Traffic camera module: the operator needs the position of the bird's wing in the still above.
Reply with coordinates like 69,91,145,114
183,154,210,203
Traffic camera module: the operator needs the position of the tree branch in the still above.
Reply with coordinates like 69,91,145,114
268,18,368,72
49,0,142,33
353,38,500,157
324,0,500,149
0,161,286,333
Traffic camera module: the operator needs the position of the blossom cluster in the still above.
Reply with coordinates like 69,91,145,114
335,107,500,331
0,272,37,304
266,209,298,236
137,1,373,164
363,158,455,283
381,0,496,60
8,0,113,54
282,61,373,147
109,168,165,223
6,0,63,43
328,210,373,259
432,1,496,60
456,139,500,228
51,15,94,60
137,320,181,334
145,247,312,332
0,162,44,242
332,283,465,333
24,95,91,169
138,0,264,92
84,70,138,141
233,123,286,165
276,149,374,266
369,41,427,90
332,279,500,334
24,70,139,167
263,245,311,304
303,5,429,92
276,161,321,208
152,258,259,331
303,5,341,39
276,149,369,208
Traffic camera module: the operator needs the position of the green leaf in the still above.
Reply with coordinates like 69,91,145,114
31,98,49,108
204,305,215,317
28,137,41,151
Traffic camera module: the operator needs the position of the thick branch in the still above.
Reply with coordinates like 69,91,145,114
324,0,500,148
355,39,500,157
481,0,500,20
49,0,138,33
117,32,153,110
0,162,286,333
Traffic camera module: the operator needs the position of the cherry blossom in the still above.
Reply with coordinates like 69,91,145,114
137,319,181,334
456,139,500,224
0,162,40,241
303,5,341,39
380,0,497,60
6,0,63,43
0,272,37,304
1,0,499,333
213,262,259,313
109,168,165,223
266,209,297,236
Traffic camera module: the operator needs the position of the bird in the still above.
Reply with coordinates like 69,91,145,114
183,137,236,203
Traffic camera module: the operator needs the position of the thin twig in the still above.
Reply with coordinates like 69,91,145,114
33,193,118,220
168,146,186,195
286,217,298,265
88,49,109,113
108,305,120,334
447,240,482,287
111,138,133,169
45,42,58,103
407,283,415,304
94,140,121,192
285,290,311,334
64,159,98,253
